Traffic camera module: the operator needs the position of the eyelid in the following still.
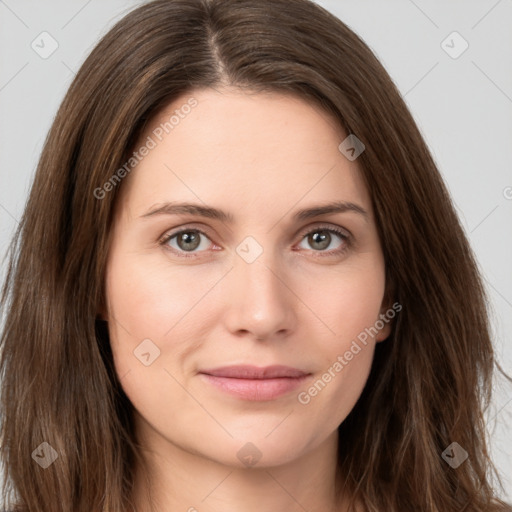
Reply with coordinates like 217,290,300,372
296,222,351,240
159,221,351,241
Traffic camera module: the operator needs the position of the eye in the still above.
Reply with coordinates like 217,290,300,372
159,228,215,258
296,225,350,256
158,224,351,259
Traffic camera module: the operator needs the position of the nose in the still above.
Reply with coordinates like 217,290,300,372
222,251,298,342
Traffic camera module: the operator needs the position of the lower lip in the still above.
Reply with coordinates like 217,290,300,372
199,374,310,401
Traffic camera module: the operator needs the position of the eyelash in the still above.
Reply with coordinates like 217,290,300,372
158,224,351,259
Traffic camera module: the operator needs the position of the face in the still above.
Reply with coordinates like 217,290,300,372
104,87,391,469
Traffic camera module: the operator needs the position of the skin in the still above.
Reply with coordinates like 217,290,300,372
103,87,391,512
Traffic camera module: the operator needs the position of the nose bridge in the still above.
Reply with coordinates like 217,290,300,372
224,237,296,339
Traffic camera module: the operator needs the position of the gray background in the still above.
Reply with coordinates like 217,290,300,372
0,0,511,502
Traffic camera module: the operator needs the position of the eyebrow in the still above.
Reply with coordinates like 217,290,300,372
140,200,368,223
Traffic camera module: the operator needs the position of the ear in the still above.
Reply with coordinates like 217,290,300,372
375,277,398,342
375,306,392,342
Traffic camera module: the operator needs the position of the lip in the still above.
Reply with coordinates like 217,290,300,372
199,365,311,401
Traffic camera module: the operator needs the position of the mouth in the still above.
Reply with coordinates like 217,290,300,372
198,365,311,401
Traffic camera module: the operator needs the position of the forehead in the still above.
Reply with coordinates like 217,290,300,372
119,87,371,220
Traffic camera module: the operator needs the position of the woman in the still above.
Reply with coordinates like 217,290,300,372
0,0,510,511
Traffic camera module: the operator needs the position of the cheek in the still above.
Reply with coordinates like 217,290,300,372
105,250,222,337
295,281,382,435
298,342,375,440
293,259,385,413
104,253,201,419
300,258,386,347
104,251,227,383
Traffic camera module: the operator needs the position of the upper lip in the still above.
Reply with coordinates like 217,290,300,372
199,365,309,379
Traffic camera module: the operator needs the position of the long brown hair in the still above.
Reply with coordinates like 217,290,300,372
1,0,510,511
